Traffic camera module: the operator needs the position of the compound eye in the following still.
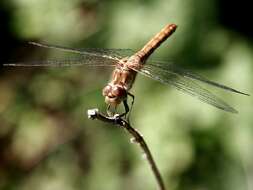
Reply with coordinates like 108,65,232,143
112,86,126,98
102,85,112,96
112,86,121,96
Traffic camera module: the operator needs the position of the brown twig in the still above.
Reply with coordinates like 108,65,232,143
87,108,166,190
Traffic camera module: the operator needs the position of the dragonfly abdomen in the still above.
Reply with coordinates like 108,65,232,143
136,24,177,62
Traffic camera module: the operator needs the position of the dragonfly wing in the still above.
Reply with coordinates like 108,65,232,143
4,42,134,67
80,48,134,58
3,57,118,67
3,42,127,67
146,61,249,96
134,63,238,113
29,42,134,59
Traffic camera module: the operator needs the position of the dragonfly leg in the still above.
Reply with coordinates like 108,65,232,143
107,93,135,119
107,104,116,117
126,92,135,121
118,93,135,120
118,99,129,118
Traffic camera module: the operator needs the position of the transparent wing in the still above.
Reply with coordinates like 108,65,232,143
29,42,134,59
134,61,245,113
147,61,249,95
3,42,134,67
3,57,118,67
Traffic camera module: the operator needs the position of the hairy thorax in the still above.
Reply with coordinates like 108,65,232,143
102,55,143,106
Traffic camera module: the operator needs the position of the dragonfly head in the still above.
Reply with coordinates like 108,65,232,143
102,84,127,106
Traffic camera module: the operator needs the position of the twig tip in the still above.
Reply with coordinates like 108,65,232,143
87,108,99,119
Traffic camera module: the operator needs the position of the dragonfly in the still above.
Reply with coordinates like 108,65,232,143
4,24,249,116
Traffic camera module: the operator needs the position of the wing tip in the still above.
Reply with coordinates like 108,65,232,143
233,89,250,96
229,109,238,114
223,106,238,114
241,92,250,96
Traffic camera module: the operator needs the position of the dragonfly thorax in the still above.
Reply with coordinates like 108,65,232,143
126,55,144,70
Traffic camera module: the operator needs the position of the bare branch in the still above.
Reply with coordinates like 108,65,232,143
87,108,166,190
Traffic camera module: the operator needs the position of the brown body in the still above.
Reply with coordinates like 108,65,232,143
102,24,177,107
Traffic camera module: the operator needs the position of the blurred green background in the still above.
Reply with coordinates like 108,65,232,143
0,0,252,190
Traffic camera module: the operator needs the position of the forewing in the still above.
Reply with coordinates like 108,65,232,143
3,56,118,67
4,42,134,67
134,62,238,113
29,42,134,60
